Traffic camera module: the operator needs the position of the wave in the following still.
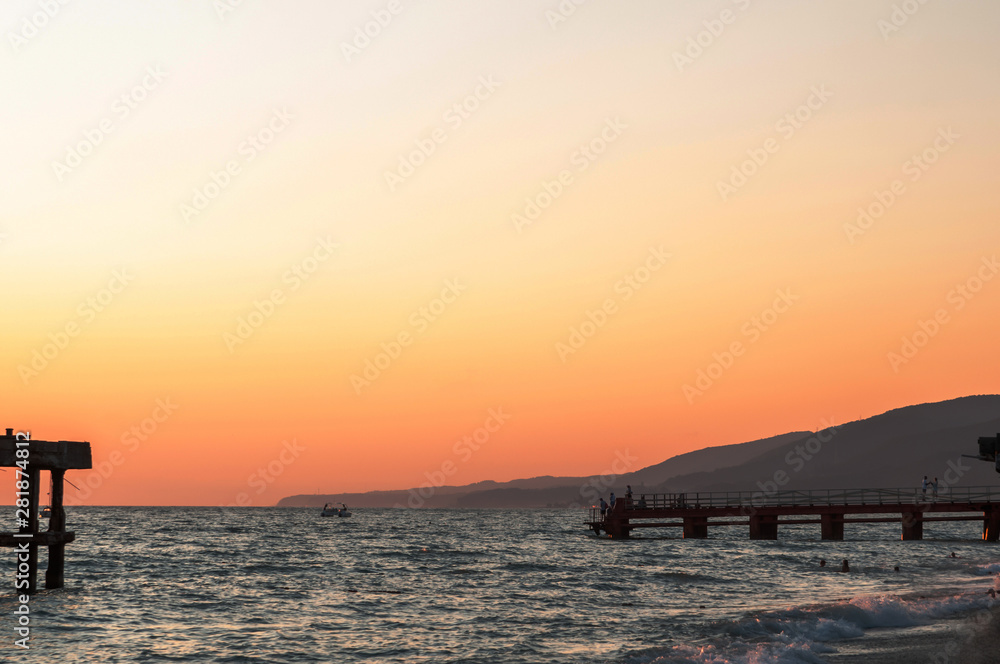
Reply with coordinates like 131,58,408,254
655,571,726,584
631,641,831,664
631,590,997,664
972,562,1000,576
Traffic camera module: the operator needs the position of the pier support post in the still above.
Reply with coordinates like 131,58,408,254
901,510,924,540
984,509,1000,542
749,514,778,540
46,470,66,589
682,516,708,539
604,518,630,539
821,513,844,540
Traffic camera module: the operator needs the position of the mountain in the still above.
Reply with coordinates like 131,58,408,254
276,395,1000,508
622,430,811,487
660,395,1000,493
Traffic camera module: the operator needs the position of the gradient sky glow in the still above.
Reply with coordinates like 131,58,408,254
2,0,999,505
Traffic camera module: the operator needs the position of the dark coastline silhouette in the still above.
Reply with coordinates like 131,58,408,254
279,395,1000,508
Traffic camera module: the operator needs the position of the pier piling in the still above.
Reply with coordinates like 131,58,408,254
45,469,68,589
901,510,924,540
749,514,778,540
821,513,844,540
984,508,1000,542
682,516,708,539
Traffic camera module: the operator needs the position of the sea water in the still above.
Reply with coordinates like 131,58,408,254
0,507,997,663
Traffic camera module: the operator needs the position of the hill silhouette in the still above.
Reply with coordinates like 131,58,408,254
277,395,1000,508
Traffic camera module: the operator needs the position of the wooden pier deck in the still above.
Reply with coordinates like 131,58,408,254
586,487,1000,541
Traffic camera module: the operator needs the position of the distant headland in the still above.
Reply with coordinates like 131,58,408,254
278,395,1000,509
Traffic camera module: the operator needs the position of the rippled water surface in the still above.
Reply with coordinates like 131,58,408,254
1,507,998,663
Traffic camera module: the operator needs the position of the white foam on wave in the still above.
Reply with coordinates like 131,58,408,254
972,561,1000,576
632,640,834,664
634,590,997,664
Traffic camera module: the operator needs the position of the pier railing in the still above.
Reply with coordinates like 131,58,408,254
586,486,1000,522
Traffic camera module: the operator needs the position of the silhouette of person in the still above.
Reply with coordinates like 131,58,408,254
841,559,850,573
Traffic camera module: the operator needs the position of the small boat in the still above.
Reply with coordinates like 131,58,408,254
321,503,351,517
40,506,51,518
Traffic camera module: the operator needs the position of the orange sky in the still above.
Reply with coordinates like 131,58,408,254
2,1,999,505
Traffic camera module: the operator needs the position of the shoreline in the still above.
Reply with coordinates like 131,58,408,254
823,605,1000,664
955,605,1000,664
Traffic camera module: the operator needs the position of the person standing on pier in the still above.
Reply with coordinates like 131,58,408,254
625,485,633,507
609,492,616,510
599,498,608,520
922,475,929,499
933,477,939,498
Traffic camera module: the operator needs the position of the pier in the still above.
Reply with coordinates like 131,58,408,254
586,487,1000,541
1,428,92,592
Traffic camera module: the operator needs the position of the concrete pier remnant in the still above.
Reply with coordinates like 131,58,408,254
1,428,92,592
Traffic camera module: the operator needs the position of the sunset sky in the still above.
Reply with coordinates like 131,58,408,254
2,0,998,505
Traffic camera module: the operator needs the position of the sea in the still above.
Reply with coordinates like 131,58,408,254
1,507,998,663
